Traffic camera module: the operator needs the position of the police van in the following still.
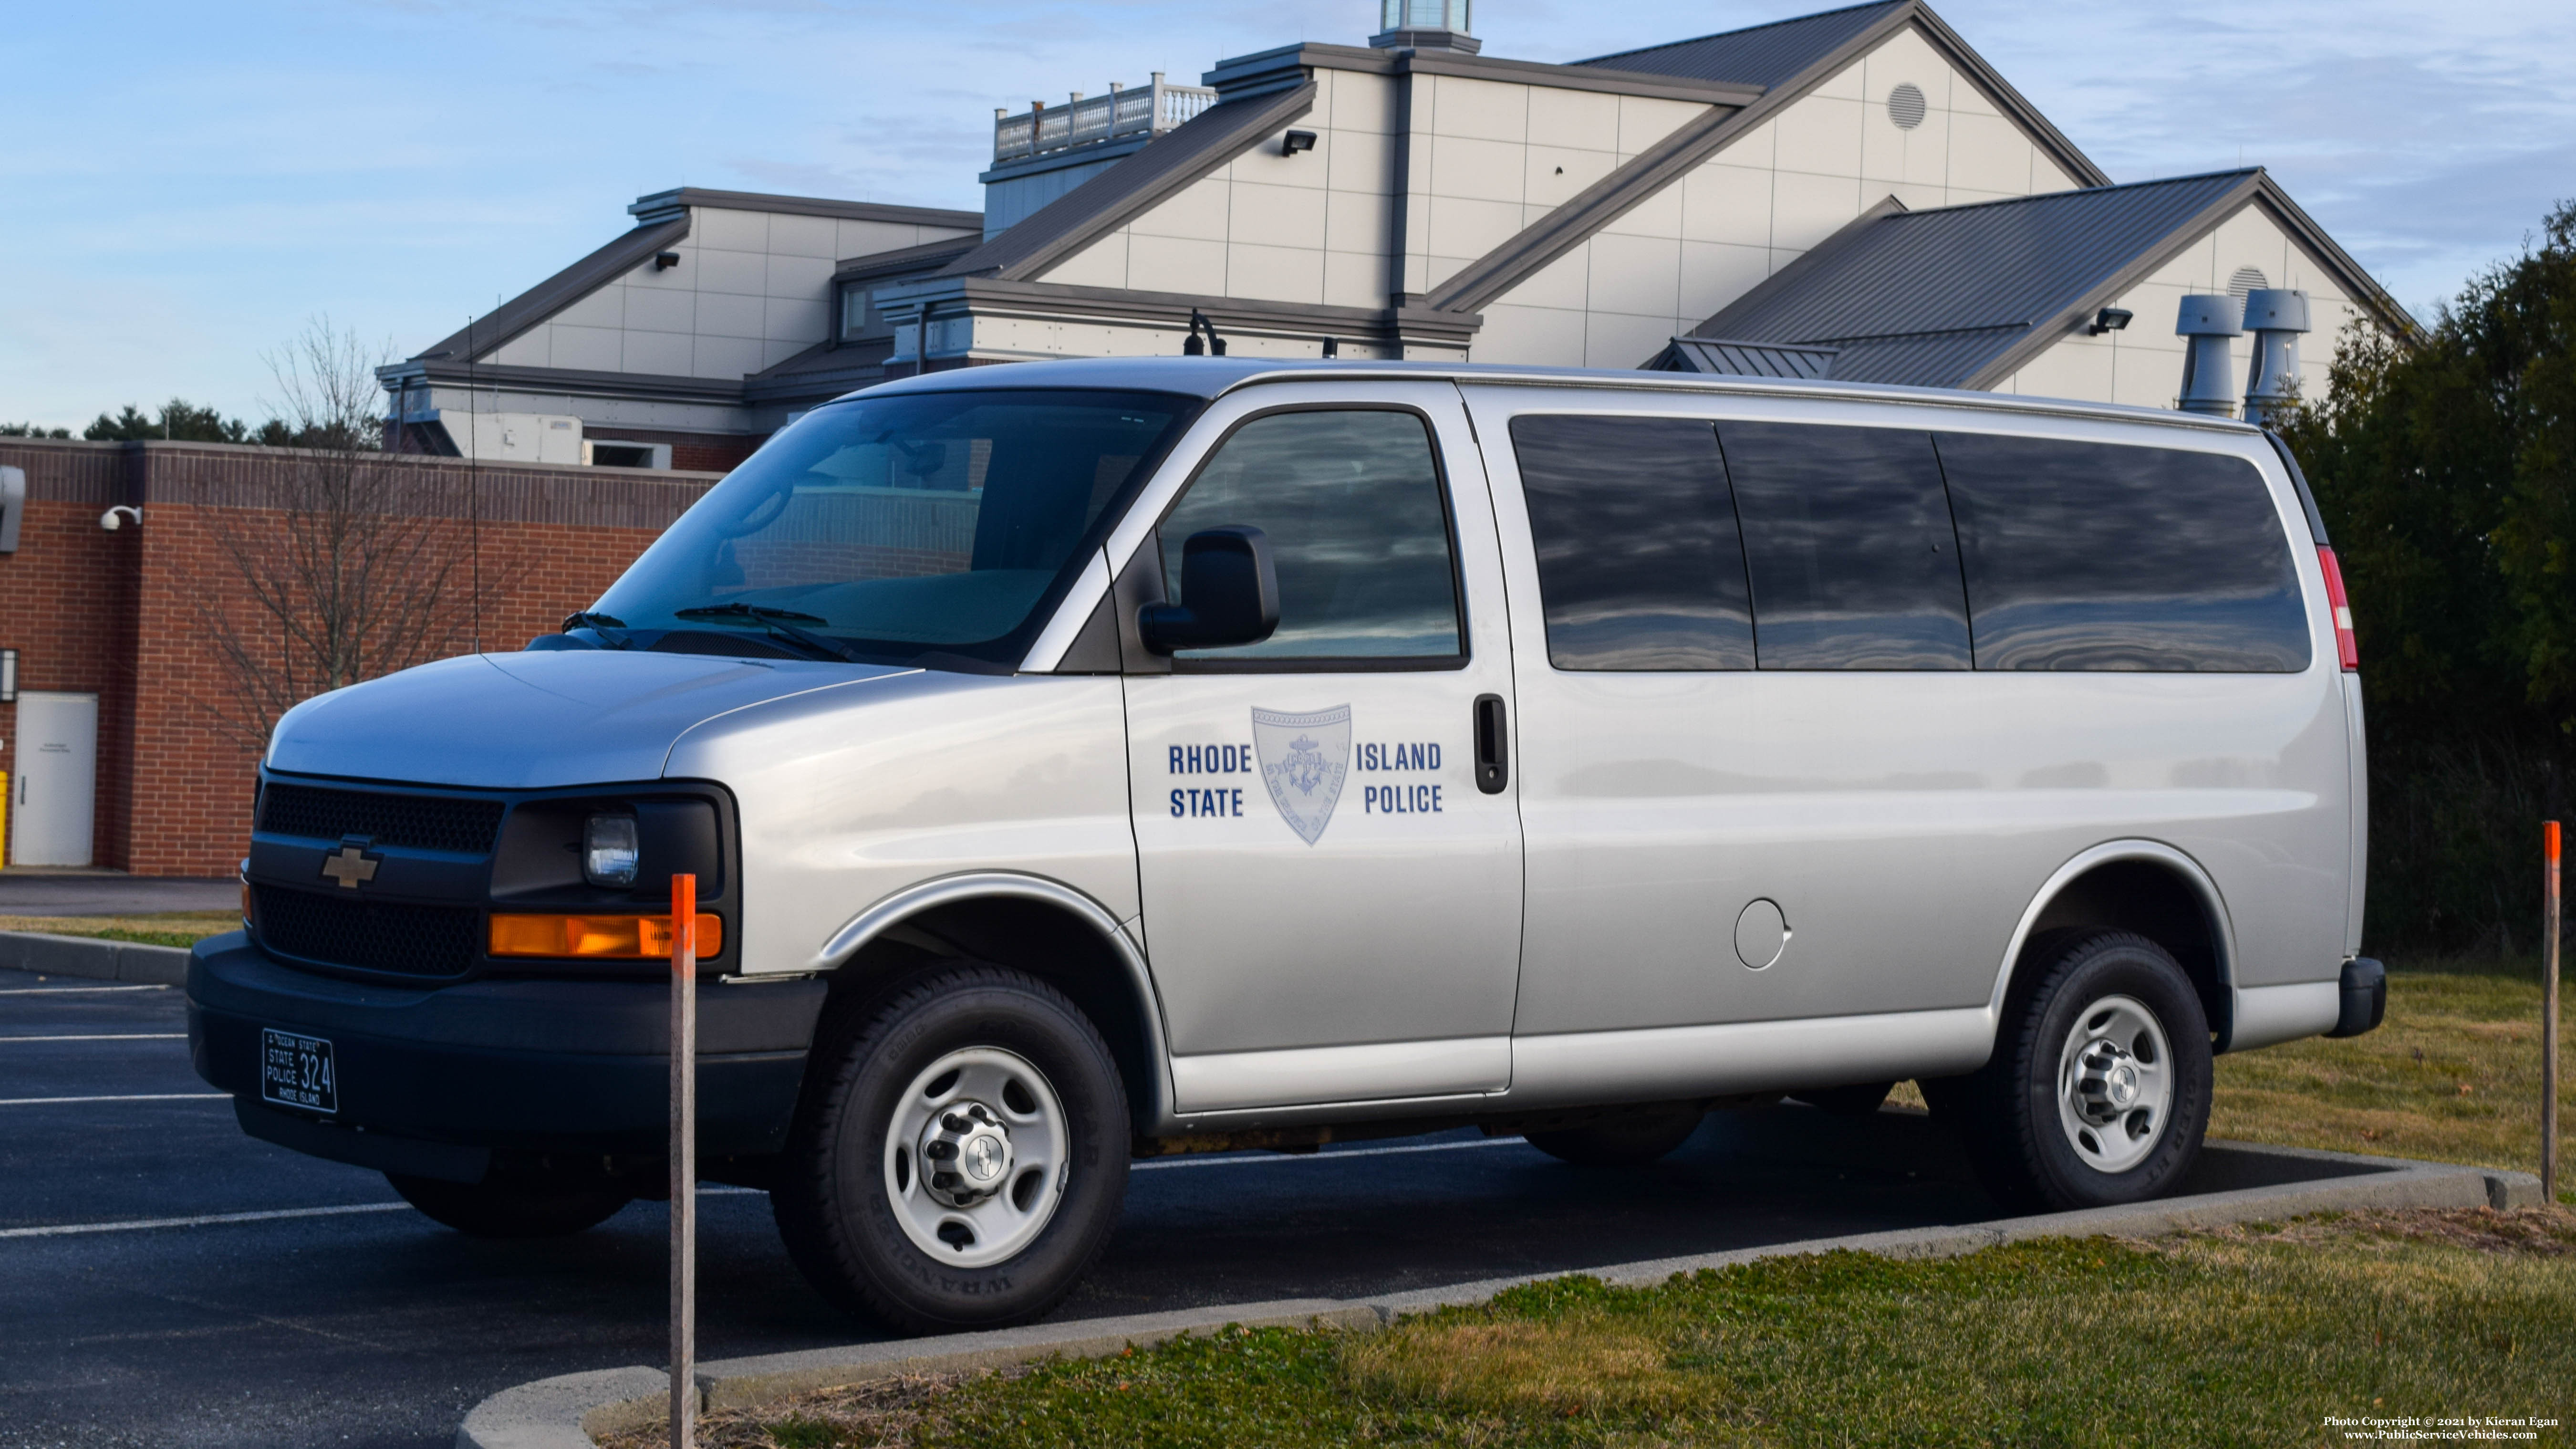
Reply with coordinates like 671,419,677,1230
187,358,2384,1332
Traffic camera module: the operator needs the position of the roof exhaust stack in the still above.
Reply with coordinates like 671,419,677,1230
2241,288,2311,428
1372,0,1481,53
2175,294,2243,417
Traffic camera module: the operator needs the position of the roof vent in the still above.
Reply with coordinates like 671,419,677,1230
2242,288,2311,428
2227,266,2267,301
1887,83,1927,130
1372,0,1481,53
2175,293,2244,417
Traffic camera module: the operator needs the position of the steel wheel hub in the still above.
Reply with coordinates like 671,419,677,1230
882,1046,1067,1269
2054,994,2174,1174
919,1103,1015,1208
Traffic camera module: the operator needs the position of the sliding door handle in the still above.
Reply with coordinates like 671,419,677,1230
1473,693,1508,795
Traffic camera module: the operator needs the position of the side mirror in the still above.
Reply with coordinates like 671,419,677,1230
1138,526,1281,654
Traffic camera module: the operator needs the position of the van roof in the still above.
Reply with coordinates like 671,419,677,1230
849,356,2262,435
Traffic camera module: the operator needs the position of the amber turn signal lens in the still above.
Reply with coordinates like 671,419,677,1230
488,913,724,959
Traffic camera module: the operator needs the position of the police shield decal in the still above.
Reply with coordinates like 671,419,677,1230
1250,705,1352,845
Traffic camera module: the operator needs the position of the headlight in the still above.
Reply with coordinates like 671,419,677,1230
582,814,640,887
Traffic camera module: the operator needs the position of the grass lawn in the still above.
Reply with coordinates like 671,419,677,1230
0,911,238,950
637,1209,2575,1449
654,965,2572,1448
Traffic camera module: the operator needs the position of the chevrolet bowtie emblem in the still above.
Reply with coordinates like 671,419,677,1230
320,845,381,889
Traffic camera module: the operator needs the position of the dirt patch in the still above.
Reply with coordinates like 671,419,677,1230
2156,1205,2576,1257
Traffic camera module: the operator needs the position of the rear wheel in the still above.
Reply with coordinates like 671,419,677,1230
772,966,1129,1333
1524,1103,1705,1166
386,1173,629,1239
1941,931,2212,1211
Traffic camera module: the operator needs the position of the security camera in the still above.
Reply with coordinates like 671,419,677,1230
100,505,142,530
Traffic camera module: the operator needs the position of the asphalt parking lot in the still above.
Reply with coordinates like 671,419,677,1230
0,962,2215,1448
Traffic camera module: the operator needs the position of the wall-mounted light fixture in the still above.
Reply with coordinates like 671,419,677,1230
1,648,17,703
1281,130,1317,156
654,251,682,270
2086,307,2134,336
99,505,142,531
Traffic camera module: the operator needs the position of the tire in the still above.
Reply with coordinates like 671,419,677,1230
1789,1081,1895,1117
772,965,1130,1333
1944,931,2212,1212
1525,1103,1705,1166
386,1172,629,1239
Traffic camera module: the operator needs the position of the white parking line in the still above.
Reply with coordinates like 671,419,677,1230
0,1093,228,1106
0,1033,188,1043
1134,1137,1528,1170
0,984,170,994
5,1186,765,1241
0,1202,412,1239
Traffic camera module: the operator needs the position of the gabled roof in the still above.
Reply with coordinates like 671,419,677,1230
406,215,690,366
1425,0,2109,315
938,83,1319,283
1677,169,2414,388
1578,1,1905,89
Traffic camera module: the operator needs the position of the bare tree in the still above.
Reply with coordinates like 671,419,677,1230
194,317,483,746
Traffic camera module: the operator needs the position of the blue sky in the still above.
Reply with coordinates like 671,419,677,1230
3,0,2570,428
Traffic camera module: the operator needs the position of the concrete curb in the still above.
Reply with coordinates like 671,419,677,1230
453,1144,2547,1449
0,929,191,985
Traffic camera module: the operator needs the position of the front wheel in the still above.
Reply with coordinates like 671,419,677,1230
1940,932,2212,1212
772,966,1129,1333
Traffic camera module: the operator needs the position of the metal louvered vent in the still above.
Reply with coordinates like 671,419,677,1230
1887,82,1926,130
254,886,482,978
257,784,505,855
2228,266,2268,300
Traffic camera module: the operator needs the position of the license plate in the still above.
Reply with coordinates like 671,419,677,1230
259,1029,337,1114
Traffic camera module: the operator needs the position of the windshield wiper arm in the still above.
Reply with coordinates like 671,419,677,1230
669,603,858,662
674,602,830,624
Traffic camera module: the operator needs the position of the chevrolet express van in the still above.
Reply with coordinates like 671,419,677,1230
188,358,2384,1331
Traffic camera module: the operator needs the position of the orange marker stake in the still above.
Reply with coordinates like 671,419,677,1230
2546,826,2562,1206
670,873,697,1449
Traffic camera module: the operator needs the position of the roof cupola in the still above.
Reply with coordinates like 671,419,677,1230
1371,0,1480,53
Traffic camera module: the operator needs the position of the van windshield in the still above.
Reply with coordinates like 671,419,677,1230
591,388,1196,668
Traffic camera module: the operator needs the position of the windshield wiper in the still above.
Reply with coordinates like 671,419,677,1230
670,603,859,662
675,602,830,624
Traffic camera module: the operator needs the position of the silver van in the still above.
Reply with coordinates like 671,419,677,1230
187,358,2384,1332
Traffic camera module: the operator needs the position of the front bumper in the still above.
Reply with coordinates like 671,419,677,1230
187,932,826,1178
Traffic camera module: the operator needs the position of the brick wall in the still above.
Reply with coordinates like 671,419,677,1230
0,439,721,876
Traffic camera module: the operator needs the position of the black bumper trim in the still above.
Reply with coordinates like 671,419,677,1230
236,1099,492,1184
189,932,825,1157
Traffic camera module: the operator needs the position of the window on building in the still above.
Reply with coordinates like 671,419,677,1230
1158,409,1462,664
1510,414,1753,670
1936,433,2309,671
839,284,875,342
1717,421,1972,670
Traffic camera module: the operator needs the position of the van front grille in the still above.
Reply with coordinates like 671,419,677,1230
253,885,482,979
257,784,505,855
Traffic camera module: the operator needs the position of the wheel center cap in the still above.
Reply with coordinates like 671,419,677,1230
918,1102,1014,1208
2106,1062,2139,1108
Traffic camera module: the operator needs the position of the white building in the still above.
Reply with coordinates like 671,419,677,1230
377,0,2410,468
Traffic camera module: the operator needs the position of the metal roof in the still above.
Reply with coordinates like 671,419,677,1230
1683,172,2269,388
1656,337,1840,378
1578,2,1907,89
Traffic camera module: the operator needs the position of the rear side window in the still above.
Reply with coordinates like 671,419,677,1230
1936,434,2309,671
1718,421,1972,670
1157,408,1463,663
1511,415,1754,670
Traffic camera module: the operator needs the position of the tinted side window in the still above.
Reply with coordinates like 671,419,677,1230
1159,409,1462,662
1717,421,1971,670
1511,415,1754,670
1937,435,2310,672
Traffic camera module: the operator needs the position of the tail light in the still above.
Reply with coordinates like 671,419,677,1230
2317,546,2358,671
